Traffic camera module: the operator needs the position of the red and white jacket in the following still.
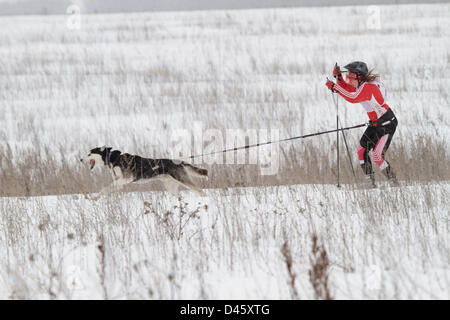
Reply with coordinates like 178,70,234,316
334,77,390,122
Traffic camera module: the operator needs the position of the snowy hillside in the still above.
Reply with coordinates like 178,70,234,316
0,3,449,299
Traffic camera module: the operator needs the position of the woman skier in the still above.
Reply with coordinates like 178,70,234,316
325,61,399,188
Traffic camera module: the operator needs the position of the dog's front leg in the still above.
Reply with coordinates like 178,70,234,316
88,178,133,200
87,183,116,201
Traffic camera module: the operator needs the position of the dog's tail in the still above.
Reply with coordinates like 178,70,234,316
184,163,208,179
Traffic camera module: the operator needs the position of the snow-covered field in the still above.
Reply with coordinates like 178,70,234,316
0,182,448,299
0,3,449,299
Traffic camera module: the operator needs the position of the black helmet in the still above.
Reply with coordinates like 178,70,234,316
344,61,368,77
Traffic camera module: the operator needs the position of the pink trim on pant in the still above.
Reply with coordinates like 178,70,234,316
357,144,365,162
373,134,389,167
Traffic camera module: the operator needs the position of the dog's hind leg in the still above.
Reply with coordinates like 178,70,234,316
88,178,133,200
184,163,208,180
160,174,206,197
173,169,207,197
158,174,181,198
179,179,206,197
189,184,206,197
182,167,207,196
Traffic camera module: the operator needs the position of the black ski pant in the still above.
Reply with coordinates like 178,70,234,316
359,109,398,175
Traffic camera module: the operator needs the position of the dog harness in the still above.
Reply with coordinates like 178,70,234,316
105,150,112,166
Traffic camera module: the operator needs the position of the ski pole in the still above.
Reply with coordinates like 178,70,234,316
332,64,357,182
335,77,340,187
335,94,357,181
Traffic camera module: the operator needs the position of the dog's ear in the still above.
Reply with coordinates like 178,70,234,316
100,145,107,152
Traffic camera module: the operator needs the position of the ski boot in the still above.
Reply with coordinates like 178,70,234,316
381,164,399,187
364,173,377,189
361,162,377,189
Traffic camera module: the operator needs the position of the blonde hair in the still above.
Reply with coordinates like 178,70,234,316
364,68,380,82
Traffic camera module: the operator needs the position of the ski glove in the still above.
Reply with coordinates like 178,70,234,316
333,63,343,80
326,79,336,92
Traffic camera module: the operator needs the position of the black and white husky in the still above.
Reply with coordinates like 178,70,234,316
81,146,208,199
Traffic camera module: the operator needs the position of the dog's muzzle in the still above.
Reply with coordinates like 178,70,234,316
80,158,95,170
